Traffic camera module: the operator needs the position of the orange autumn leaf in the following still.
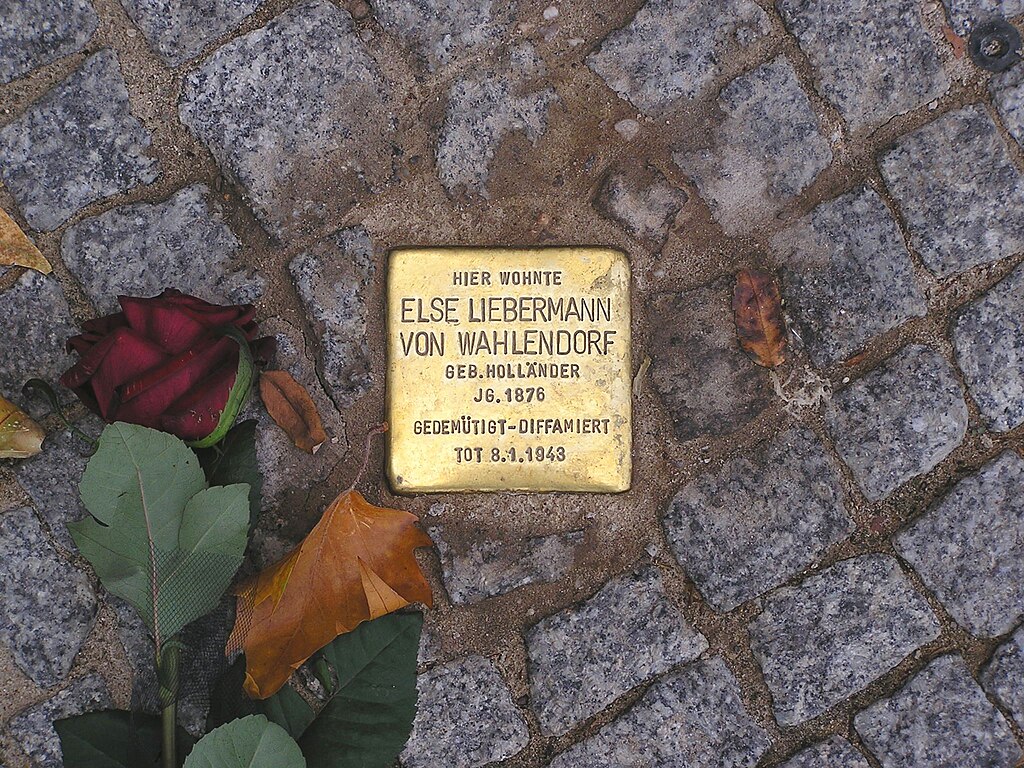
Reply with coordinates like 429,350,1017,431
259,369,327,454
228,488,433,699
0,394,45,458
0,208,51,274
733,267,787,369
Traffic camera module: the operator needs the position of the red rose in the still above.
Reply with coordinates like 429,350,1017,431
61,290,274,444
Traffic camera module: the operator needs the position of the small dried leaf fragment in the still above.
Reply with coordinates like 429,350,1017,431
0,394,45,458
0,208,51,274
259,370,327,454
942,24,967,58
229,488,433,699
733,268,787,368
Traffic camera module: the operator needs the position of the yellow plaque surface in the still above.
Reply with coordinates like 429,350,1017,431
387,247,632,494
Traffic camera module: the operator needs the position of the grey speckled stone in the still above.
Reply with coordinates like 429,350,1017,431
665,427,852,612
953,263,1024,432
431,526,583,605
942,0,1024,34
586,0,769,115
675,56,831,236
14,419,99,551
110,597,160,714
749,554,940,726
120,0,265,66
778,737,871,768
436,43,557,197
179,0,394,240
526,566,708,735
402,655,529,768
0,272,77,412
594,162,687,247
649,281,772,441
777,0,947,130
7,674,111,768
982,625,1024,730
0,50,160,231
0,0,98,83
245,318,346,511
0,507,98,687
881,105,1024,278
548,657,771,768
855,655,1022,768
774,187,927,367
992,64,1024,150
826,345,968,501
62,184,264,313
289,227,374,408
374,0,513,72
896,452,1024,638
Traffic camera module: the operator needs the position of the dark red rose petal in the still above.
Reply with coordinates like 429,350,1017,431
161,359,238,441
114,337,236,428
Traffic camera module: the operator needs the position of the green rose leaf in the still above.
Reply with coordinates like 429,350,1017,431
196,419,262,532
55,710,195,768
208,658,314,740
71,422,249,642
298,613,421,768
183,715,305,768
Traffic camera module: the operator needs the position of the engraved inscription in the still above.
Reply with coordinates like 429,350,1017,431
386,248,632,493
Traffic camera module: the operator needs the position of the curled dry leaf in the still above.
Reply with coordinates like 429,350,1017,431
0,394,45,459
0,208,51,274
259,370,327,454
228,488,433,699
733,267,787,369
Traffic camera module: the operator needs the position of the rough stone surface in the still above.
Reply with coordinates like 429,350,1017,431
0,271,78,411
62,184,264,313
179,0,394,240
0,0,98,84
586,0,770,115
14,419,99,551
855,655,1022,768
431,526,583,605
402,655,529,768
778,737,872,768
991,64,1024,150
953,263,1024,432
749,554,941,726
288,227,374,408
982,625,1024,730
374,0,513,71
896,452,1024,638
119,0,265,66
0,507,97,687
649,281,772,441
777,0,947,130
111,597,160,714
942,0,1024,34
881,105,1024,278
0,50,160,231
526,566,708,735
595,162,687,247
674,56,831,235
6,674,111,768
548,657,771,768
436,43,558,197
773,187,927,367
826,345,968,501
665,427,852,612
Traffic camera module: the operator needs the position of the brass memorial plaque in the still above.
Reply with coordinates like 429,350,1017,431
386,247,632,493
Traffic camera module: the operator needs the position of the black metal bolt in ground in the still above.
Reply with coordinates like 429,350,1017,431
969,17,1022,73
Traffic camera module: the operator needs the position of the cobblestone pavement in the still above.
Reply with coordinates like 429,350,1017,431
2,0,1024,766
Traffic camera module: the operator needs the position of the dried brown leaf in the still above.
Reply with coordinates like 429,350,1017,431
228,488,433,698
0,208,51,274
0,394,45,458
733,268,787,368
942,24,967,58
259,370,327,454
